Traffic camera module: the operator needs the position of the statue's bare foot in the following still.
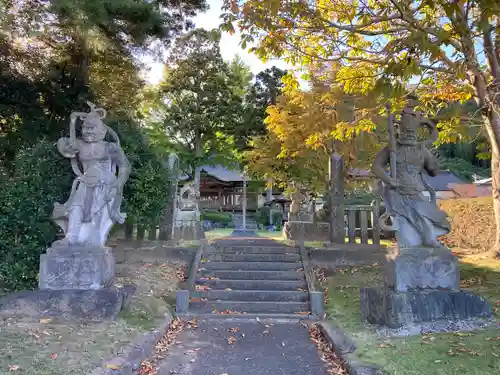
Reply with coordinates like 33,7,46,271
52,236,80,247
52,237,72,247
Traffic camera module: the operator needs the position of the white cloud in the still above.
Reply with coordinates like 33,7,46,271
143,0,294,84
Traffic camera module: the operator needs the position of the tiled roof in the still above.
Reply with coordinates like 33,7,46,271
179,165,246,182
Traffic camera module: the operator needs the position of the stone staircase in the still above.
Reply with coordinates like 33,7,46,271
187,239,314,319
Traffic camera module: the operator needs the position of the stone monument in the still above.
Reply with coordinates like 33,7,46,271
173,182,203,241
360,101,491,330
284,186,314,242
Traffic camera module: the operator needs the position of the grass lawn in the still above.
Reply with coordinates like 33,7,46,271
0,258,185,375
323,258,500,375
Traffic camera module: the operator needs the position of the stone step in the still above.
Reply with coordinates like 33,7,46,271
177,312,317,322
195,279,307,291
213,246,298,254
206,253,301,262
193,290,309,302
199,270,304,281
202,262,303,271
189,301,311,314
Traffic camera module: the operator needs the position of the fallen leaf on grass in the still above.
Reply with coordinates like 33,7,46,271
454,332,474,337
486,336,500,341
227,336,236,345
8,365,20,372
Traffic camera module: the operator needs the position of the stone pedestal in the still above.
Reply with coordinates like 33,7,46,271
360,247,492,330
39,246,115,290
385,247,460,292
360,288,491,328
173,209,203,242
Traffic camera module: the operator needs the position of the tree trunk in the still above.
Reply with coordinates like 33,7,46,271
329,152,344,243
194,128,202,201
485,107,500,258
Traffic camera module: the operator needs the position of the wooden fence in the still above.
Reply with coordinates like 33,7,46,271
122,219,171,241
344,202,382,245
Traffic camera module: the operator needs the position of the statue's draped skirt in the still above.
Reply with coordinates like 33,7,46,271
384,188,450,235
61,171,124,224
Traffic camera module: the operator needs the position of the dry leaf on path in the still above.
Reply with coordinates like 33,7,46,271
105,363,122,370
308,325,347,375
229,327,240,333
227,336,236,345
39,318,52,324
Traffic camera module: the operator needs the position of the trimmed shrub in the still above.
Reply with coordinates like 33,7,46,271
109,117,171,225
201,210,232,225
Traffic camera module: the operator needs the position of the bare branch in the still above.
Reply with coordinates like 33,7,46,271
482,18,499,82
388,0,463,52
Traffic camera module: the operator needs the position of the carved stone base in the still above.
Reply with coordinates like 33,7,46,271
173,220,204,242
360,287,492,329
39,246,115,290
385,247,460,292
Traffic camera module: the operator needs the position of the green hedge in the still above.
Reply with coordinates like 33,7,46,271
0,140,73,291
201,210,232,225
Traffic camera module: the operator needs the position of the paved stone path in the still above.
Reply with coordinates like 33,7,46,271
157,320,328,375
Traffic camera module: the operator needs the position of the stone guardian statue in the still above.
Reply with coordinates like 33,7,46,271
371,101,450,248
52,102,131,248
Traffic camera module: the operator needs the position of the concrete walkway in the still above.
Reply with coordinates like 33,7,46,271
157,320,328,375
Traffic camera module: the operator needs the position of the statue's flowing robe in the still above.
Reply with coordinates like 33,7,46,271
54,142,125,224
382,143,450,242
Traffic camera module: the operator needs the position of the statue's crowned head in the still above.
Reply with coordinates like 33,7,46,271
81,102,107,143
397,99,436,145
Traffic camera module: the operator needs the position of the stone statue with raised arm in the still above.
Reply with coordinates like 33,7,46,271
360,101,491,330
371,101,450,249
39,102,131,291
52,102,131,248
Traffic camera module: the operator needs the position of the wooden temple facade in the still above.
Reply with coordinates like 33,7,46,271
179,165,262,212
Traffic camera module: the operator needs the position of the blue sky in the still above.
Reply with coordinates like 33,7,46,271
143,0,292,84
